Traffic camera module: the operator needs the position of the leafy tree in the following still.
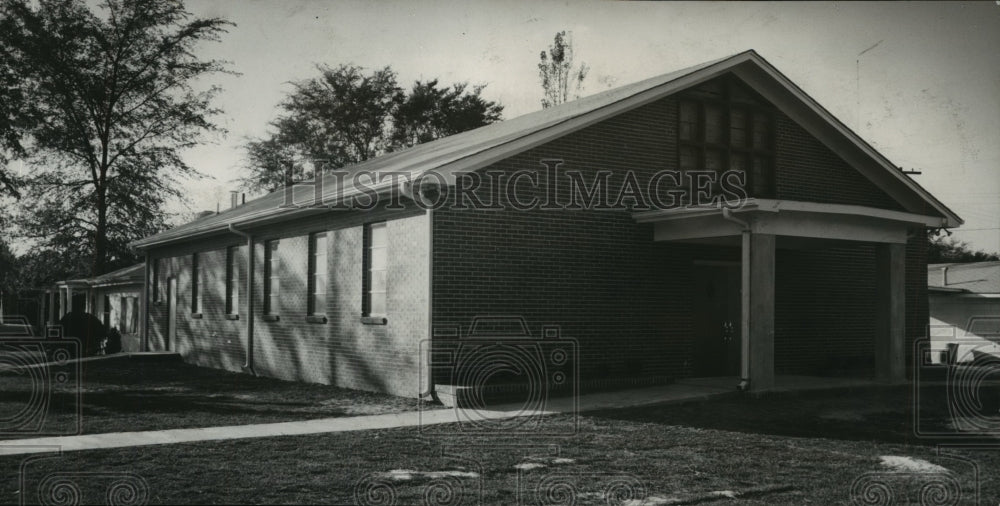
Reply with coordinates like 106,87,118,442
927,230,1000,263
392,80,503,148
1,0,233,276
0,43,27,198
0,236,19,295
538,31,589,109
241,65,502,193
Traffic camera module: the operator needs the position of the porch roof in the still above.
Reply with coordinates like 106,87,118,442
633,199,947,245
53,263,144,290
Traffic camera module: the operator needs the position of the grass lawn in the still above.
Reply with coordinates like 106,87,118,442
1,384,998,504
0,357,419,438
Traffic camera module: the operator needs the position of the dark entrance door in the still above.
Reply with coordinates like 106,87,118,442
692,264,741,377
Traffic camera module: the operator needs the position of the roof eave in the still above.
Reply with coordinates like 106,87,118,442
131,184,403,250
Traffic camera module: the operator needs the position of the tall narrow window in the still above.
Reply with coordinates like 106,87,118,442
679,101,698,142
308,232,328,315
152,259,160,302
128,297,139,333
676,77,774,199
364,223,387,316
119,296,126,330
226,246,239,315
191,253,201,314
102,295,111,326
730,108,748,148
264,240,280,315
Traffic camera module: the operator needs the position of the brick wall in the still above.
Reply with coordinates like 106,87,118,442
773,110,904,210
146,207,429,397
431,98,683,389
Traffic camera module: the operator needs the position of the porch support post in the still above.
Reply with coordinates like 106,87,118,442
65,287,72,315
875,242,906,383
746,233,776,392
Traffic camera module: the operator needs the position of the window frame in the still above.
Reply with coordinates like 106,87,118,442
263,239,280,316
191,252,202,314
130,297,139,333
152,258,160,302
677,77,775,199
118,296,126,330
102,295,111,327
226,245,239,315
363,222,387,317
308,232,328,316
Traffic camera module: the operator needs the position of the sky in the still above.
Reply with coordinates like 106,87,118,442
172,0,999,253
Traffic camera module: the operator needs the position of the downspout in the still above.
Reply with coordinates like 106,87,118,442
401,179,436,399
424,207,434,399
228,223,257,376
721,208,752,392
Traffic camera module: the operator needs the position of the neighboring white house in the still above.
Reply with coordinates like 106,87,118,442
40,263,144,352
927,261,1000,364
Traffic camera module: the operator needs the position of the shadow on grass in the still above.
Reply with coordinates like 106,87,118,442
582,384,1000,447
0,356,419,437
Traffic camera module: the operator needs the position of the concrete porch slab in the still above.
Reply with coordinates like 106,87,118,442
482,382,739,415
677,375,892,393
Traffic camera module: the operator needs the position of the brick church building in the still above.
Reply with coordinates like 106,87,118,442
131,51,961,398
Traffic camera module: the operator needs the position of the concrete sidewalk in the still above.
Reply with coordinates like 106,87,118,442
0,382,733,457
0,351,179,373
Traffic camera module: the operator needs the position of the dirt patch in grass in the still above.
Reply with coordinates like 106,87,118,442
0,357,421,438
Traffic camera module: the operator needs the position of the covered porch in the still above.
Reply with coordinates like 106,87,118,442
635,199,948,393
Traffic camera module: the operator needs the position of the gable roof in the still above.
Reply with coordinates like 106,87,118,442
132,50,961,249
928,262,1000,294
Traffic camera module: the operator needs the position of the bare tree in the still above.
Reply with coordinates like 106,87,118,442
538,31,590,109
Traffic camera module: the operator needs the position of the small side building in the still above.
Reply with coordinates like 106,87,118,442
927,261,1000,363
40,263,144,351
